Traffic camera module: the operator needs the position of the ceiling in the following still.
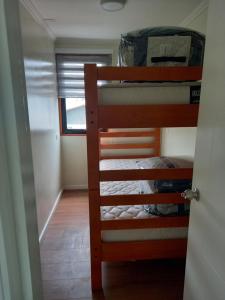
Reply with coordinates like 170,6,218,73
31,0,205,39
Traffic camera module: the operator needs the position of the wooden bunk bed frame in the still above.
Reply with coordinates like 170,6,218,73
84,64,202,290
99,128,161,160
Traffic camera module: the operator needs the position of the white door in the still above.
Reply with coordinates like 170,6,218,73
0,0,43,299
183,0,225,299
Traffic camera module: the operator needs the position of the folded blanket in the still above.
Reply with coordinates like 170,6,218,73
119,26,205,67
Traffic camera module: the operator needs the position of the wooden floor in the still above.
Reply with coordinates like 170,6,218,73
40,190,186,300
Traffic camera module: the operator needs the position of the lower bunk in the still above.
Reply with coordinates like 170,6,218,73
90,156,192,289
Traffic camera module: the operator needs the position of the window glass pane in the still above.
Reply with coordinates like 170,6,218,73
56,53,112,133
65,98,86,130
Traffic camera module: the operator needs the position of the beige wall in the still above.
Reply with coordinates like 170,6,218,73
61,136,88,189
59,8,208,189
55,37,119,65
57,38,118,189
20,5,61,237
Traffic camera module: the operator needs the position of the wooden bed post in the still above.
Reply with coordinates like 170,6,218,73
155,128,161,156
84,64,102,290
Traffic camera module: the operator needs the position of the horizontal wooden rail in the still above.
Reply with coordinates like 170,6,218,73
100,142,157,150
100,168,193,181
100,193,189,206
100,154,154,160
99,131,157,138
98,104,199,128
101,216,189,230
97,66,202,81
102,239,187,261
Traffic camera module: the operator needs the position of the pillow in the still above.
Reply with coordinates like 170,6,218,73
136,156,172,191
145,203,190,216
136,157,192,216
136,156,193,169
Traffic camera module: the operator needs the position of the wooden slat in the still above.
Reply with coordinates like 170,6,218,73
98,104,199,128
101,216,189,230
102,239,187,261
99,131,157,138
100,154,154,160
154,128,161,156
97,66,202,81
100,142,157,150
100,168,193,181
100,193,189,206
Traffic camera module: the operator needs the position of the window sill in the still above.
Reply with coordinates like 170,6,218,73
61,133,87,136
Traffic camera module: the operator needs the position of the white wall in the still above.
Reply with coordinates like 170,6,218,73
161,4,208,158
184,8,208,34
0,270,3,300
20,5,61,237
55,37,119,64
59,8,208,189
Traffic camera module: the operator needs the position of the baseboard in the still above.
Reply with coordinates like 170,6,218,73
39,189,63,242
63,184,88,190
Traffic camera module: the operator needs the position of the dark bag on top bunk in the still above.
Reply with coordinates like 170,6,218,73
118,26,205,68
137,157,192,216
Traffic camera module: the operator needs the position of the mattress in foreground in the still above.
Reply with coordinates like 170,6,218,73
100,158,188,242
98,81,201,105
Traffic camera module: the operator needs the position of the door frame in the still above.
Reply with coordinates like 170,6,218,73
0,0,43,299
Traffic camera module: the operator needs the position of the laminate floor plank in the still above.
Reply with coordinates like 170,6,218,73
40,190,185,300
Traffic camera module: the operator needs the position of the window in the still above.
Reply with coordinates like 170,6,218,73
56,54,112,134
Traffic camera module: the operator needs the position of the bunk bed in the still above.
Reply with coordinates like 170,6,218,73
84,64,202,290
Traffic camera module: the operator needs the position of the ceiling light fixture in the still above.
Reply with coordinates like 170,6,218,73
100,0,127,12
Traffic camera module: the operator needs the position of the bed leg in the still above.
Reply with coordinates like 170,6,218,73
89,189,102,290
91,256,102,290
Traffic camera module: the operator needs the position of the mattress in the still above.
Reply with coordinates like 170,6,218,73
98,81,201,105
100,158,188,242
100,159,151,196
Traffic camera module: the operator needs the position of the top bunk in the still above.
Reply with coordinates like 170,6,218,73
84,65,202,129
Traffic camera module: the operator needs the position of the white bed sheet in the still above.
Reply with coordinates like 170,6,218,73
98,81,200,105
100,158,188,242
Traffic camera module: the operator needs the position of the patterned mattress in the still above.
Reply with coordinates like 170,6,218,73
100,158,188,242
100,159,151,196
100,159,151,220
